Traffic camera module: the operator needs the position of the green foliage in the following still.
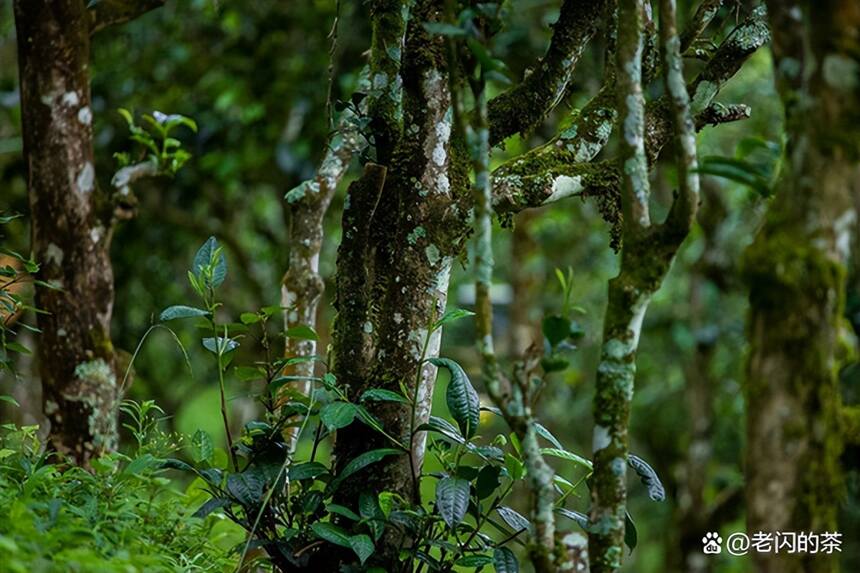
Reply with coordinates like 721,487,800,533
541,268,587,373
0,422,238,572
430,357,481,439
114,109,197,176
695,136,782,197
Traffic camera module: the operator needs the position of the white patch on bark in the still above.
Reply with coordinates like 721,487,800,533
425,244,440,265
90,226,104,244
62,91,80,107
76,162,95,195
77,106,92,125
412,259,453,471
45,243,64,266
834,209,856,262
592,424,611,452
629,294,651,347
545,175,583,204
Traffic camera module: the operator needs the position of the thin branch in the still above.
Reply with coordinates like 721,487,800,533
680,0,724,52
660,0,700,236
616,0,650,232
487,0,607,145
88,0,166,35
367,0,411,164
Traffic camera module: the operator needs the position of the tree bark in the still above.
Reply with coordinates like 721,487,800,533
743,3,860,572
15,0,120,465
589,0,700,569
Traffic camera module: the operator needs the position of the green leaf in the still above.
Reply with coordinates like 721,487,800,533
117,108,134,126
192,236,227,287
625,512,638,552
311,522,352,548
159,305,210,322
540,447,593,470
455,554,493,567
493,546,519,573
534,423,564,450
541,355,570,373
349,534,375,564
285,324,318,340
504,453,525,481
430,357,480,439
360,388,410,405
4,342,29,355
435,476,470,528
475,465,501,500
226,472,264,507
330,448,403,491
628,454,666,502
542,314,571,347
0,395,20,408
288,461,328,481
191,429,214,464
320,402,357,431
193,497,231,519
694,156,772,196
326,503,360,521
556,507,589,530
239,312,260,324
202,336,239,355
496,506,530,532
432,308,475,331
161,458,195,473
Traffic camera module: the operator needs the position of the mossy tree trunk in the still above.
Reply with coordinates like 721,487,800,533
14,0,164,465
589,0,701,570
742,3,860,572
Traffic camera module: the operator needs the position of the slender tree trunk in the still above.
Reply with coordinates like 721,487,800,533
15,0,120,464
590,1,700,569
743,3,860,572
280,105,367,449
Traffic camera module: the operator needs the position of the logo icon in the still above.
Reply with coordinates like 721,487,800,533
703,532,723,555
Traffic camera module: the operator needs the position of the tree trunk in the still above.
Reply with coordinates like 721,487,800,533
331,1,468,503
743,4,860,571
14,0,119,464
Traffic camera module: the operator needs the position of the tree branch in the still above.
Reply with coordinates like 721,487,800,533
660,0,700,237
490,5,767,216
487,0,607,145
367,0,410,164
680,0,724,52
88,0,166,35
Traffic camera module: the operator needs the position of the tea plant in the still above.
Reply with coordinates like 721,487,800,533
0,410,239,572
153,237,666,572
